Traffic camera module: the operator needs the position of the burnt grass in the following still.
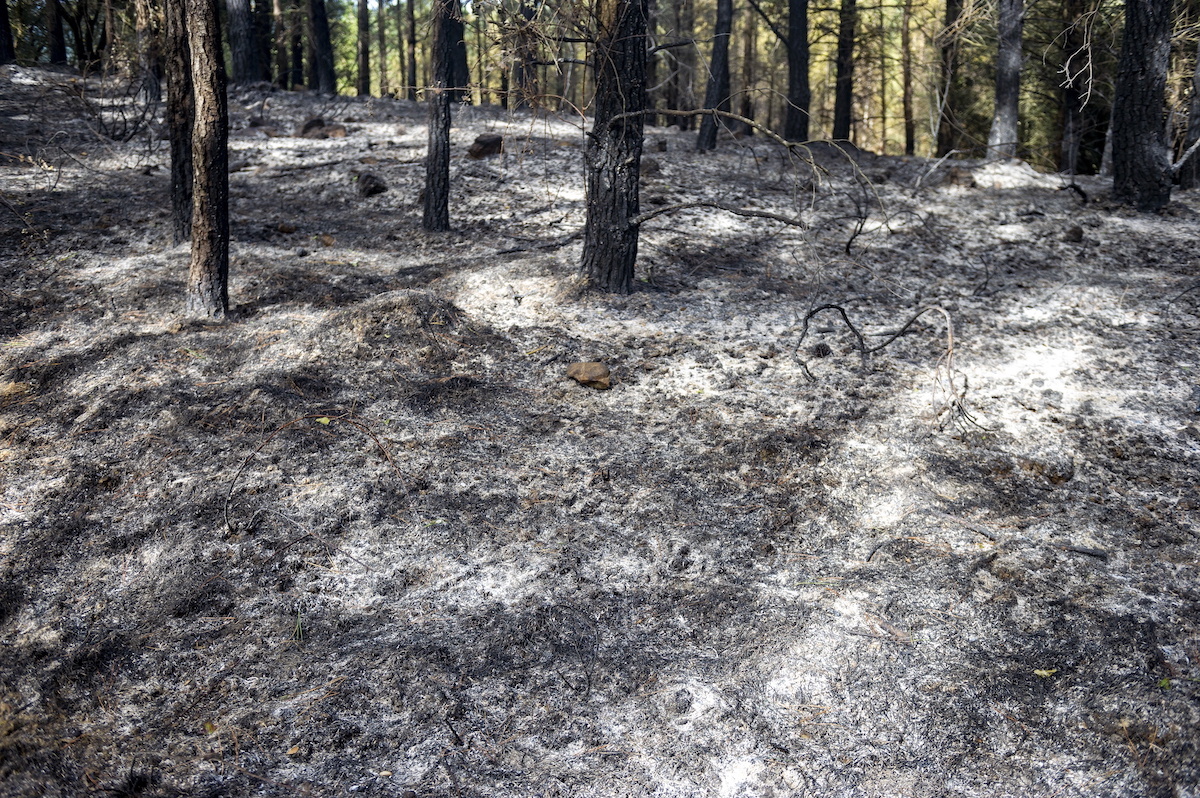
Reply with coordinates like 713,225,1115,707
1,66,1199,797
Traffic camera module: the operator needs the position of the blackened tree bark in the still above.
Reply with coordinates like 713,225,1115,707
48,0,68,64
165,0,194,245
273,0,290,86
697,0,732,151
186,0,230,319
0,0,16,65
581,0,647,293
784,0,810,141
377,0,390,96
738,6,756,135
1057,0,1087,174
309,0,337,93
357,0,371,95
406,0,417,100
511,0,539,108
1177,31,1200,188
831,0,856,140
1112,0,1171,211
228,0,261,83
936,0,965,155
901,0,914,154
985,0,1023,158
450,0,470,101
255,0,274,81
289,0,304,88
424,0,454,231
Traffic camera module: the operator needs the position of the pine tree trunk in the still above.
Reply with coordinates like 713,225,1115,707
901,0,914,155
1177,31,1200,187
424,0,454,232
406,0,418,100
738,5,755,134
309,0,336,93
357,0,371,95
1056,0,1086,173
165,0,193,245
581,0,647,293
48,0,67,64
450,0,470,101
255,0,274,81
0,0,16,65
290,0,304,88
986,0,1023,159
697,0,732,151
1112,0,1171,210
936,0,965,156
512,0,538,108
228,0,261,84
784,0,810,141
186,0,230,320
831,0,856,140
273,0,290,86
377,0,390,96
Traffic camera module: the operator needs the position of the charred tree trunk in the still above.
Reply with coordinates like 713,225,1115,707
581,0,647,293
1112,0,1171,210
831,0,856,140
511,0,538,108
697,0,732,151
289,0,304,88
186,0,230,320
1177,29,1200,187
0,0,14,65
784,0,810,141
256,0,274,81
424,0,454,231
309,0,336,93
738,5,756,134
377,0,390,96
901,0,914,154
48,0,67,65
273,0,290,86
986,0,1023,158
357,0,371,95
450,0,470,101
406,0,418,100
936,0,965,155
166,0,194,245
1057,0,1086,173
228,0,261,83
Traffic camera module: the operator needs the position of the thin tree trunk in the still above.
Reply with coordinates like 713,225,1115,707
309,0,336,93
986,0,1023,158
165,0,193,244
394,0,407,94
273,0,290,86
1112,0,1172,210
255,0,273,81
357,0,371,94
186,0,230,320
424,0,454,231
831,0,856,140
0,0,16,65
697,0,732,151
1057,0,1086,173
784,0,810,141
450,0,470,101
512,0,538,108
936,0,965,155
48,0,67,64
290,0,304,88
378,0,390,96
228,0,261,84
581,0,648,293
407,0,417,100
1178,34,1200,188
738,4,755,134
901,0,914,154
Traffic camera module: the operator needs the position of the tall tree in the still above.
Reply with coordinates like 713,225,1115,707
357,0,371,94
581,0,648,293
449,0,470,100
255,0,274,81
831,0,857,140
377,0,390,96
48,0,67,64
738,3,757,134
901,0,915,154
273,0,291,86
697,0,733,151
785,0,810,141
393,0,408,94
1178,36,1200,188
289,0,304,87
1057,0,1088,174
228,0,261,84
986,0,1024,158
165,0,194,244
1111,0,1171,210
186,0,230,319
424,0,454,231
309,0,337,93
406,0,417,100
510,0,539,108
936,0,966,155
0,0,14,65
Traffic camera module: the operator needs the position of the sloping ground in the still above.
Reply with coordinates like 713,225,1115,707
1,66,1198,797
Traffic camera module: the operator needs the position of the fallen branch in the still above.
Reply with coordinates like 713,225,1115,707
630,200,807,229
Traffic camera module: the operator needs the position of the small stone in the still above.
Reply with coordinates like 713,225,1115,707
297,116,326,138
567,362,611,390
1063,224,1084,242
277,222,298,234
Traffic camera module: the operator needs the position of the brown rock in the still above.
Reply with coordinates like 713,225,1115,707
297,116,326,138
355,172,388,197
468,133,504,159
567,362,611,390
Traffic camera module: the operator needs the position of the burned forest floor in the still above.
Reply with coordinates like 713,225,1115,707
1,65,1199,798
